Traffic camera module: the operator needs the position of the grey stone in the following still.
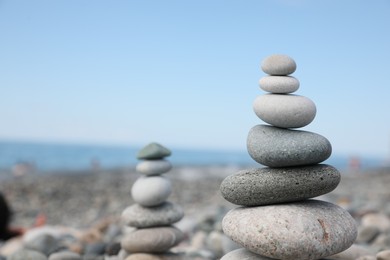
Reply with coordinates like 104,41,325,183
84,242,106,256
136,159,172,175
261,54,296,75
8,249,47,260
121,201,184,228
137,143,171,160
221,248,274,260
356,225,380,244
49,251,81,260
125,253,185,260
105,242,121,256
222,200,357,260
24,233,60,256
121,226,184,253
131,176,172,207
259,75,299,94
247,124,332,167
253,94,316,128
220,164,340,206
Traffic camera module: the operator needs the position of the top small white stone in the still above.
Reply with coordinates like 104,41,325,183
261,54,296,75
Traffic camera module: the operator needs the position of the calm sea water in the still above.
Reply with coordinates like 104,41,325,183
0,141,384,173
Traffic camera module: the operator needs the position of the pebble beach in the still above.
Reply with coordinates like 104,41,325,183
0,165,390,259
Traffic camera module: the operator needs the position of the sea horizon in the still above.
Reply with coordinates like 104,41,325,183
0,140,388,174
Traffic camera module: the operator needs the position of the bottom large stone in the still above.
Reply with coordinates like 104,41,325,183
222,200,357,260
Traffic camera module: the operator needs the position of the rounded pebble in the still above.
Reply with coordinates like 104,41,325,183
131,176,172,207
122,201,184,228
221,248,274,260
121,226,184,253
261,54,296,75
361,213,390,232
247,124,332,167
222,200,357,260
49,251,81,260
220,164,340,206
259,75,299,93
253,94,316,128
377,249,390,260
136,159,172,176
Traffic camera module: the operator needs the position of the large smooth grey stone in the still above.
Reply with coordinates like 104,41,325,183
253,94,316,128
247,125,332,167
222,200,357,260
49,251,81,260
220,164,340,206
121,226,184,253
131,176,172,207
8,249,47,260
121,201,184,228
221,248,274,260
259,75,299,94
261,54,296,75
136,159,172,175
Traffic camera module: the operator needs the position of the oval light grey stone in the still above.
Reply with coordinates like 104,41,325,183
261,54,296,75
121,226,184,253
259,76,299,94
253,94,316,128
247,125,332,167
131,176,172,207
220,164,340,206
222,200,357,260
121,201,184,228
137,142,171,160
136,159,172,176
221,248,274,260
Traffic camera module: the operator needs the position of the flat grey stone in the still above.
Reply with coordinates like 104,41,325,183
221,248,274,259
121,201,184,228
121,226,184,253
222,200,357,260
220,164,340,206
259,75,299,94
136,159,172,175
253,94,316,128
261,54,296,75
247,125,332,167
137,142,171,160
49,251,81,260
8,249,47,260
131,176,172,207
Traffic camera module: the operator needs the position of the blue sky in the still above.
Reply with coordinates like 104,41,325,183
0,0,389,159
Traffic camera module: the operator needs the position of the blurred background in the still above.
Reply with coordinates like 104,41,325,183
1,0,390,174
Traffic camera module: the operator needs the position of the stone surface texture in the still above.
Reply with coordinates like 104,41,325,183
261,54,296,75
121,202,184,228
222,200,357,260
220,164,340,206
253,94,316,128
259,76,299,94
247,124,332,167
131,176,172,207
121,227,184,253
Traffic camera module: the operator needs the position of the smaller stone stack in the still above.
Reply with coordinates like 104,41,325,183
121,142,185,257
219,55,358,259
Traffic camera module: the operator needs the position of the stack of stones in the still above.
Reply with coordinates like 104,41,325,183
120,142,185,258
220,55,358,260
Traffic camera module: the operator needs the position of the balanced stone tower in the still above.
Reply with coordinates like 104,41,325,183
121,142,185,257
220,55,357,260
